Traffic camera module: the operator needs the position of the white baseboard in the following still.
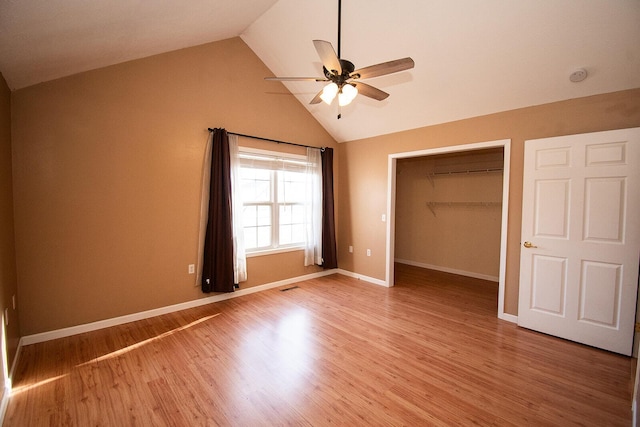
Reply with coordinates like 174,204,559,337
337,269,388,287
15,263,497,347
395,259,499,282
20,269,338,347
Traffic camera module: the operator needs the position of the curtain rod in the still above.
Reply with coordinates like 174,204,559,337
207,128,324,151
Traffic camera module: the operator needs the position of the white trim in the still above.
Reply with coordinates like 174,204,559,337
386,156,397,287
246,245,305,258
497,141,511,321
395,259,499,282
20,269,338,346
386,139,512,321
337,269,388,287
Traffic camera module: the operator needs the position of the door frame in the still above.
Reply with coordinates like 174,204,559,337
385,139,513,322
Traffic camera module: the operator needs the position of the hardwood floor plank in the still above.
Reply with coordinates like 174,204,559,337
4,264,633,426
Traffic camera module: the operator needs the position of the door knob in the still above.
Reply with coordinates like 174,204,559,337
523,241,538,248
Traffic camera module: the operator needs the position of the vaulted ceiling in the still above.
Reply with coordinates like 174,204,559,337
1,0,639,142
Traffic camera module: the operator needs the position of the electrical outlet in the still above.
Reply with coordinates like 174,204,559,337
348,245,353,253
188,264,195,274
366,249,371,256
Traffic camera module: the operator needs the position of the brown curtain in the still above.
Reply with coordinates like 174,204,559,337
201,128,235,293
321,148,338,269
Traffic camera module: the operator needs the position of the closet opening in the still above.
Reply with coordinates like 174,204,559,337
385,139,512,321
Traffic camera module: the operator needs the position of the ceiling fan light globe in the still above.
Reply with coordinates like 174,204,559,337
337,92,350,106
338,83,358,106
320,82,338,105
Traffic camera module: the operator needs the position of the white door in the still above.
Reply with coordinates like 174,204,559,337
518,127,640,356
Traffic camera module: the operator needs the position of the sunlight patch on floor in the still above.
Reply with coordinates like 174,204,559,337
78,313,221,366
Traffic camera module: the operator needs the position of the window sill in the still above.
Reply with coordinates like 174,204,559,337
246,246,305,258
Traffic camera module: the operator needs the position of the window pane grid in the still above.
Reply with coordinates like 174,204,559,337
278,171,306,204
243,204,272,250
240,168,272,203
279,203,305,245
240,152,307,253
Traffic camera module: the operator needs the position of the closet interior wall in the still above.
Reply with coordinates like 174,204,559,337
394,148,504,282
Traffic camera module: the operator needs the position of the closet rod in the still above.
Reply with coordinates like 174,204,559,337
431,167,503,176
427,201,502,207
207,128,324,151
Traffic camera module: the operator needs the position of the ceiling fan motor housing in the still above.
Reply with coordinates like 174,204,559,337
323,59,356,84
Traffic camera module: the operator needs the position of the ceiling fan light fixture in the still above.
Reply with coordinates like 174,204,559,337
264,0,414,115
338,83,358,106
320,82,339,104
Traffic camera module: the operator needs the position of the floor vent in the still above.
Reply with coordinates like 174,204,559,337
280,286,299,292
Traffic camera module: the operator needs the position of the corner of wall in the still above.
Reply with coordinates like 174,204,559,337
0,71,22,390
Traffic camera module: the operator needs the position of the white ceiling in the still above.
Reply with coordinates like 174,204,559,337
1,1,639,143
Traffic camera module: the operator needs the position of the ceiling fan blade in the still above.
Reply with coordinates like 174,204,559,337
352,82,389,101
313,40,342,75
265,77,327,82
351,57,415,80
309,89,324,104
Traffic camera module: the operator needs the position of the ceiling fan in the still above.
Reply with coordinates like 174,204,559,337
265,0,415,118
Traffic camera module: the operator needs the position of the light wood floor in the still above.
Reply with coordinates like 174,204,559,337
4,264,634,426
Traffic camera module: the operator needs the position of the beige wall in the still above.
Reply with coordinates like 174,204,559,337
8,33,640,335
337,88,640,315
0,73,20,372
11,38,338,336
395,149,503,279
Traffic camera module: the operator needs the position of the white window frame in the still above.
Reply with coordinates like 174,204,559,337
239,147,309,258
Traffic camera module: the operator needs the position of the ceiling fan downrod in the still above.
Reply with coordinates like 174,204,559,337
337,0,342,58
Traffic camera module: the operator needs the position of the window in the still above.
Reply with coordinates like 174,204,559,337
239,149,309,254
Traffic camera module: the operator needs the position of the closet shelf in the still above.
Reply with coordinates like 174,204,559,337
426,201,502,216
426,167,503,187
